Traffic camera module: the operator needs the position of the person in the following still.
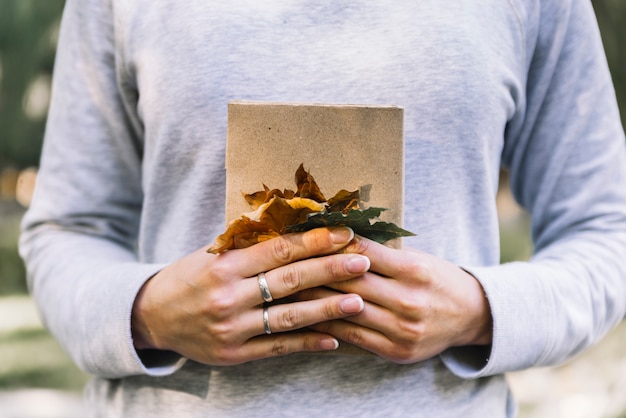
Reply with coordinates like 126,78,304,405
20,0,626,416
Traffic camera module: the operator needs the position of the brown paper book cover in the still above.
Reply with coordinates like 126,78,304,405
225,101,404,355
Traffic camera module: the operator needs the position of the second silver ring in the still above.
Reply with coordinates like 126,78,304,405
263,305,272,335
257,272,274,302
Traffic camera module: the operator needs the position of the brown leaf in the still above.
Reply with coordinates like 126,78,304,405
259,196,300,231
244,186,298,210
327,189,360,214
234,230,280,250
207,217,279,254
295,163,326,202
261,196,326,231
243,184,270,209
208,163,414,254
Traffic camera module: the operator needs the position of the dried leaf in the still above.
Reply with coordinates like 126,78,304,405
208,164,415,254
259,196,324,232
295,163,326,202
285,197,326,212
208,217,279,254
244,185,290,209
243,184,269,209
327,189,360,214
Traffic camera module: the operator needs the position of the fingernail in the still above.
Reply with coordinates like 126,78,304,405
320,338,339,350
346,255,370,273
340,296,364,314
330,227,354,244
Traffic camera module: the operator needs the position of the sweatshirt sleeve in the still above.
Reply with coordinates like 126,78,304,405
441,0,626,377
19,0,185,378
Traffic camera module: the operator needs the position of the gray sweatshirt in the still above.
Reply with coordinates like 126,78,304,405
20,0,626,417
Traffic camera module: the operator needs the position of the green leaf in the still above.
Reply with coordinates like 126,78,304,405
283,207,416,244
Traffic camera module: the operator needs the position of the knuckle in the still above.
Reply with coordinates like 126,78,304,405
388,346,416,364
211,256,230,274
344,236,370,254
280,266,302,293
207,320,236,345
212,346,238,365
411,258,434,281
277,306,301,330
325,256,344,279
397,319,426,341
270,335,290,357
304,228,331,251
396,293,426,318
271,236,294,263
344,327,364,346
322,302,338,320
374,337,416,364
211,253,239,280
206,291,237,319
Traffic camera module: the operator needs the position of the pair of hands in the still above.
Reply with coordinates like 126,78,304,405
131,227,492,366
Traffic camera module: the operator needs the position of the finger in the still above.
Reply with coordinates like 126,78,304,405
237,293,364,339
239,253,370,306
299,288,426,362
296,286,401,337
293,269,403,314
227,331,342,364
322,271,399,308
342,235,414,278
216,227,356,278
311,319,392,358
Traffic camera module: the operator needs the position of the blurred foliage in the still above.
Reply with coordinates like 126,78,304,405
592,0,626,130
0,0,65,168
0,326,89,390
499,216,532,263
0,202,28,295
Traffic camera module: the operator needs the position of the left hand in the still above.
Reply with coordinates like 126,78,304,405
297,235,493,364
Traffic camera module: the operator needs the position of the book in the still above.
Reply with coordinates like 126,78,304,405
225,101,405,355
225,101,404,229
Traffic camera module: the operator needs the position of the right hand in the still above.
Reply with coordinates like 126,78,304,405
131,227,368,365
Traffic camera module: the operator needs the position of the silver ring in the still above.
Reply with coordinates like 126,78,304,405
263,306,272,335
257,272,274,302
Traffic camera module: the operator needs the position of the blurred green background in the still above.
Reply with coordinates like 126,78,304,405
0,1,625,417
